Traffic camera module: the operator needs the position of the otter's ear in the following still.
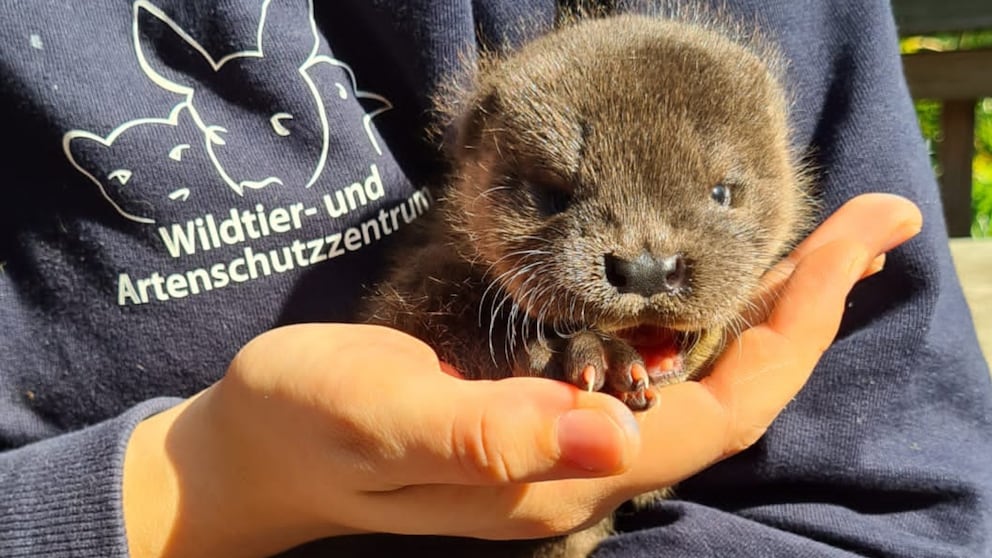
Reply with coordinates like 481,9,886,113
449,90,499,155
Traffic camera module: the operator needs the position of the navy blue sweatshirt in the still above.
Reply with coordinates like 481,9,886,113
1,1,990,556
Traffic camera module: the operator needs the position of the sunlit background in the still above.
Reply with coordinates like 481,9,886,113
901,31,992,238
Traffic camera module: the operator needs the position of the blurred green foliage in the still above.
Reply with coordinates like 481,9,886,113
901,32,992,237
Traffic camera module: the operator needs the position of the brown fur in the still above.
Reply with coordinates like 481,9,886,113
351,10,813,558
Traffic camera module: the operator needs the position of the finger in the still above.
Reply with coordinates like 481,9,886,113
386,374,643,487
279,323,641,491
746,194,920,325
787,193,923,265
703,238,877,455
306,324,642,486
342,476,611,540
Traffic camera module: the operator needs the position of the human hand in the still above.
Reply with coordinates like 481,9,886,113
123,322,644,557
123,193,922,557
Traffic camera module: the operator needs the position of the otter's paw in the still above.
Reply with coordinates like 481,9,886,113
561,331,657,412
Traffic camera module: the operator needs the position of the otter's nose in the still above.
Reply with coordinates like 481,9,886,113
605,252,689,297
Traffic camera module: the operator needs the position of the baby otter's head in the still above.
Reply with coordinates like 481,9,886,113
444,14,811,379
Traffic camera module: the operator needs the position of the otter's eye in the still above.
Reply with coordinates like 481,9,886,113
541,188,573,216
710,183,732,207
523,177,574,217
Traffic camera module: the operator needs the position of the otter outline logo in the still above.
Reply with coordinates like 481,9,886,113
63,0,392,224
63,103,203,224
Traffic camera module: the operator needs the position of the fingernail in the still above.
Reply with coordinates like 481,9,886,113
556,409,637,473
847,249,872,282
887,219,923,250
862,254,886,278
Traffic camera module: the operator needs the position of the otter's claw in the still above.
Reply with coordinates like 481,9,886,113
582,366,598,392
611,362,653,410
522,330,658,411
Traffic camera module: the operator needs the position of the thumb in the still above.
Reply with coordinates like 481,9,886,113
386,373,643,487
267,323,642,489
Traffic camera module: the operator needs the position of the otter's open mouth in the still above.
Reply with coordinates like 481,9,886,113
614,325,689,385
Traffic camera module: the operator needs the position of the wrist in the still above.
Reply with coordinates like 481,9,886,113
122,397,188,557
122,387,335,558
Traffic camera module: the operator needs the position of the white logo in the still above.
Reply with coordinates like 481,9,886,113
63,0,392,224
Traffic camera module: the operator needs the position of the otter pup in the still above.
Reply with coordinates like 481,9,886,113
358,9,811,558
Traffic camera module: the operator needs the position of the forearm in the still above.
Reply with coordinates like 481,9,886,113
0,398,180,558
122,385,353,558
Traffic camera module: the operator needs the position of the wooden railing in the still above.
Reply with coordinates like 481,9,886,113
893,0,992,237
893,0,992,35
949,239,992,365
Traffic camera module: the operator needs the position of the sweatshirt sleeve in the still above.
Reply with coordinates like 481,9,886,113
594,0,992,556
0,398,181,558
